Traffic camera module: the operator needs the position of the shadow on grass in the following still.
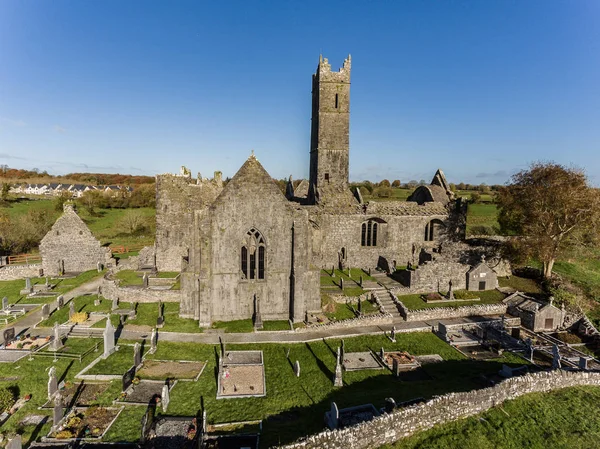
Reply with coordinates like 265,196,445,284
259,358,527,448
59,360,74,385
305,342,333,380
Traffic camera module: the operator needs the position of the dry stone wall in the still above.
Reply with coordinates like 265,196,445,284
100,278,180,303
398,300,508,322
0,264,42,280
278,371,600,449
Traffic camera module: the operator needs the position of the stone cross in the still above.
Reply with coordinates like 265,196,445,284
161,383,170,413
294,360,300,377
48,366,58,400
253,294,263,330
142,273,149,288
333,347,343,387
69,301,75,319
1,296,8,311
390,326,396,343
551,344,561,370
51,323,63,351
52,392,63,433
446,280,454,300
25,278,32,291
150,328,157,354
57,296,64,309
42,303,50,320
134,342,142,367
5,435,22,449
103,319,116,358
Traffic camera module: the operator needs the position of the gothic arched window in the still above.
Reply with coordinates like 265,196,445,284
241,228,266,280
361,219,379,247
424,219,446,242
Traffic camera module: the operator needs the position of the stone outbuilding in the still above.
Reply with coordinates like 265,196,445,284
504,293,565,332
466,258,498,291
40,203,112,276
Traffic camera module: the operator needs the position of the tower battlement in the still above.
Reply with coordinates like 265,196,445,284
316,55,351,83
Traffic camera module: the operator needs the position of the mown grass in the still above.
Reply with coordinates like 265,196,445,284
383,385,600,449
211,319,255,333
398,289,506,310
260,320,291,331
466,203,499,236
38,295,111,327
114,270,143,286
498,275,544,295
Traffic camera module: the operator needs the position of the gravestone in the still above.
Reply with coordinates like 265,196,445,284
390,326,396,343
1,296,8,311
97,261,103,272
5,435,21,449
579,356,589,370
25,278,32,291
57,296,64,309
329,402,339,429
253,294,263,330
3,327,15,347
551,344,561,370
134,342,142,367
156,301,164,328
357,296,362,315
69,301,75,319
58,260,65,276
45,276,50,287
333,347,343,387
219,336,225,357
142,273,149,288
339,277,344,290
150,328,157,354
103,319,116,358
122,366,136,392
48,366,58,400
52,393,63,433
304,310,309,324
392,358,401,377
161,383,170,413
384,397,397,413
368,267,372,276
112,297,119,311
359,275,363,287
341,339,345,361
525,338,534,362
380,347,385,360
51,323,63,351
446,280,454,300
97,285,102,297
294,360,300,377
331,266,335,277
41,303,50,320
94,298,101,307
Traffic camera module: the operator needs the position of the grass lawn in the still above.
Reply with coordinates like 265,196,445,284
498,275,544,295
38,295,111,327
466,203,499,236
398,289,506,310
211,319,255,333
383,385,600,449
114,270,143,286
86,345,136,375
260,320,291,331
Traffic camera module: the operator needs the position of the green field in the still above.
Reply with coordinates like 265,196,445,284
466,203,499,236
383,385,600,449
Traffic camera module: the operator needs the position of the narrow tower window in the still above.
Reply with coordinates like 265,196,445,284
335,93,339,109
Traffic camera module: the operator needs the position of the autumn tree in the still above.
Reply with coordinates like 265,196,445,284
497,162,600,278
391,179,401,188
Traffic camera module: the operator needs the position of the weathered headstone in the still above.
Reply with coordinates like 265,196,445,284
1,296,8,311
112,297,119,311
25,278,32,291
579,356,589,370
142,273,149,288
368,267,372,276
150,328,157,354
51,323,63,351
94,298,101,307
329,401,339,429
525,338,534,362
97,261,103,273
103,319,116,358
156,300,164,328
339,277,344,290
392,358,402,377
5,435,21,449
391,326,397,343
97,285,102,296
134,342,142,367
45,276,50,287
551,344,561,370
357,296,362,315
333,347,343,387
122,366,136,392
3,327,15,347
68,301,75,319
48,366,58,400
57,296,64,309
253,294,263,330
359,275,363,287
304,310,309,324
446,280,454,300
52,393,63,433
161,383,170,413
41,303,50,320
294,360,300,377
332,266,335,277
341,339,345,361
380,347,385,360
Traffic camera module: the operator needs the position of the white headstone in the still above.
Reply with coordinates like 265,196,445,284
134,342,142,367
51,323,63,351
150,328,157,354
294,360,300,377
25,278,32,290
103,319,116,357
69,301,75,319
42,303,50,320
1,296,8,311
52,393,63,433
48,366,58,400
161,384,170,413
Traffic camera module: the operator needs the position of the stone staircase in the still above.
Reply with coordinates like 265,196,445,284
371,286,402,318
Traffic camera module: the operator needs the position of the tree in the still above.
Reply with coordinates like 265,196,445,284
0,183,9,202
119,209,149,234
497,162,600,279
470,191,481,204
392,180,401,188
379,179,391,188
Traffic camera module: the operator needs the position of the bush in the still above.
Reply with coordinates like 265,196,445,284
470,191,482,203
374,186,393,198
392,180,401,188
69,312,89,324
0,387,16,412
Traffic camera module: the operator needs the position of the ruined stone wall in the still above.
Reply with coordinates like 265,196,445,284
155,171,222,272
312,212,448,270
40,204,111,276
0,264,42,280
278,371,600,449
400,301,508,322
100,278,180,303
403,259,470,292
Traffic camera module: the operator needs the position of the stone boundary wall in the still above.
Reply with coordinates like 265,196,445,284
577,316,600,343
403,303,507,322
296,313,394,333
0,264,42,281
278,371,600,449
100,278,180,303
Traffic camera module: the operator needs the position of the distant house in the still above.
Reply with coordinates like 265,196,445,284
504,292,565,332
68,184,87,198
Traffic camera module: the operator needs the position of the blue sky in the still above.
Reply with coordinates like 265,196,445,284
1,1,599,185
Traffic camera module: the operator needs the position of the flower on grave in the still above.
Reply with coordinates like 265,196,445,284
24,394,31,401
132,377,140,385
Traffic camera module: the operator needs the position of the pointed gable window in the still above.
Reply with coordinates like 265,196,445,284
241,228,266,280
